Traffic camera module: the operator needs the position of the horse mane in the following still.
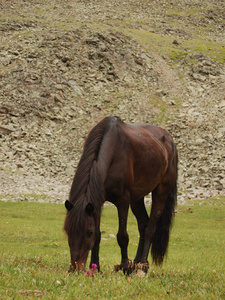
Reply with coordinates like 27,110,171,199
69,116,113,203
64,116,117,234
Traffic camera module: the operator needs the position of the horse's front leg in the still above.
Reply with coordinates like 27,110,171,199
114,199,132,274
89,228,101,271
130,198,149,265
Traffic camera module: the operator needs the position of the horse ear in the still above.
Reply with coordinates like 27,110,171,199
86,203,94,216
65,200,74,211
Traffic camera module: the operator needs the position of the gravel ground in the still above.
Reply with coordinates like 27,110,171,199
0,0,224,204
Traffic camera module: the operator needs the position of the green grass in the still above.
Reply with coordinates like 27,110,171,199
123,29,225,64
0,198,224,299
1,3,224,65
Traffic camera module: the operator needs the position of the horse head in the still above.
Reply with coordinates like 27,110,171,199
64,200,96,272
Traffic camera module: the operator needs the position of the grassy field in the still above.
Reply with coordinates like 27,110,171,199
0,197,224,299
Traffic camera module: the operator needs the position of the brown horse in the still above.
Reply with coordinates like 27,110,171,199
64,116,178,273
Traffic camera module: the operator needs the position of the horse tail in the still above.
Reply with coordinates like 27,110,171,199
151,179,177,265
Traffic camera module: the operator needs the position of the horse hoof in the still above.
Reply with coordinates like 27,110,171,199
114,259,133,274
113,264,121,272
134,262,149,273
68,266,75,273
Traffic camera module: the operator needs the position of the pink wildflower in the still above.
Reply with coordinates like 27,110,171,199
213,270,216,274
92,264,98,272
86,264,98,277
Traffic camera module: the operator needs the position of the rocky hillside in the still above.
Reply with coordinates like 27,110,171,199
0,0,224,204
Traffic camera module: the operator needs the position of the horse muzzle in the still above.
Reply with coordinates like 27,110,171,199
69,252,89,272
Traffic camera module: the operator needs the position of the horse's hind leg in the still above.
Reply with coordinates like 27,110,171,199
140,182,176,271
114,198,132,273
130,198,149,265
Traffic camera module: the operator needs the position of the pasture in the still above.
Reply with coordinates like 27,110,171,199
0,197,224,299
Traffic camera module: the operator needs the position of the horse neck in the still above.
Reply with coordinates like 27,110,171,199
97,124,121,183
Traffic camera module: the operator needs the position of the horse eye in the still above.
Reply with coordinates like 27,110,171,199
87,231,93,237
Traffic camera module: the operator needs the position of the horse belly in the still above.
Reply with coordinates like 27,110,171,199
130,153,166,199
